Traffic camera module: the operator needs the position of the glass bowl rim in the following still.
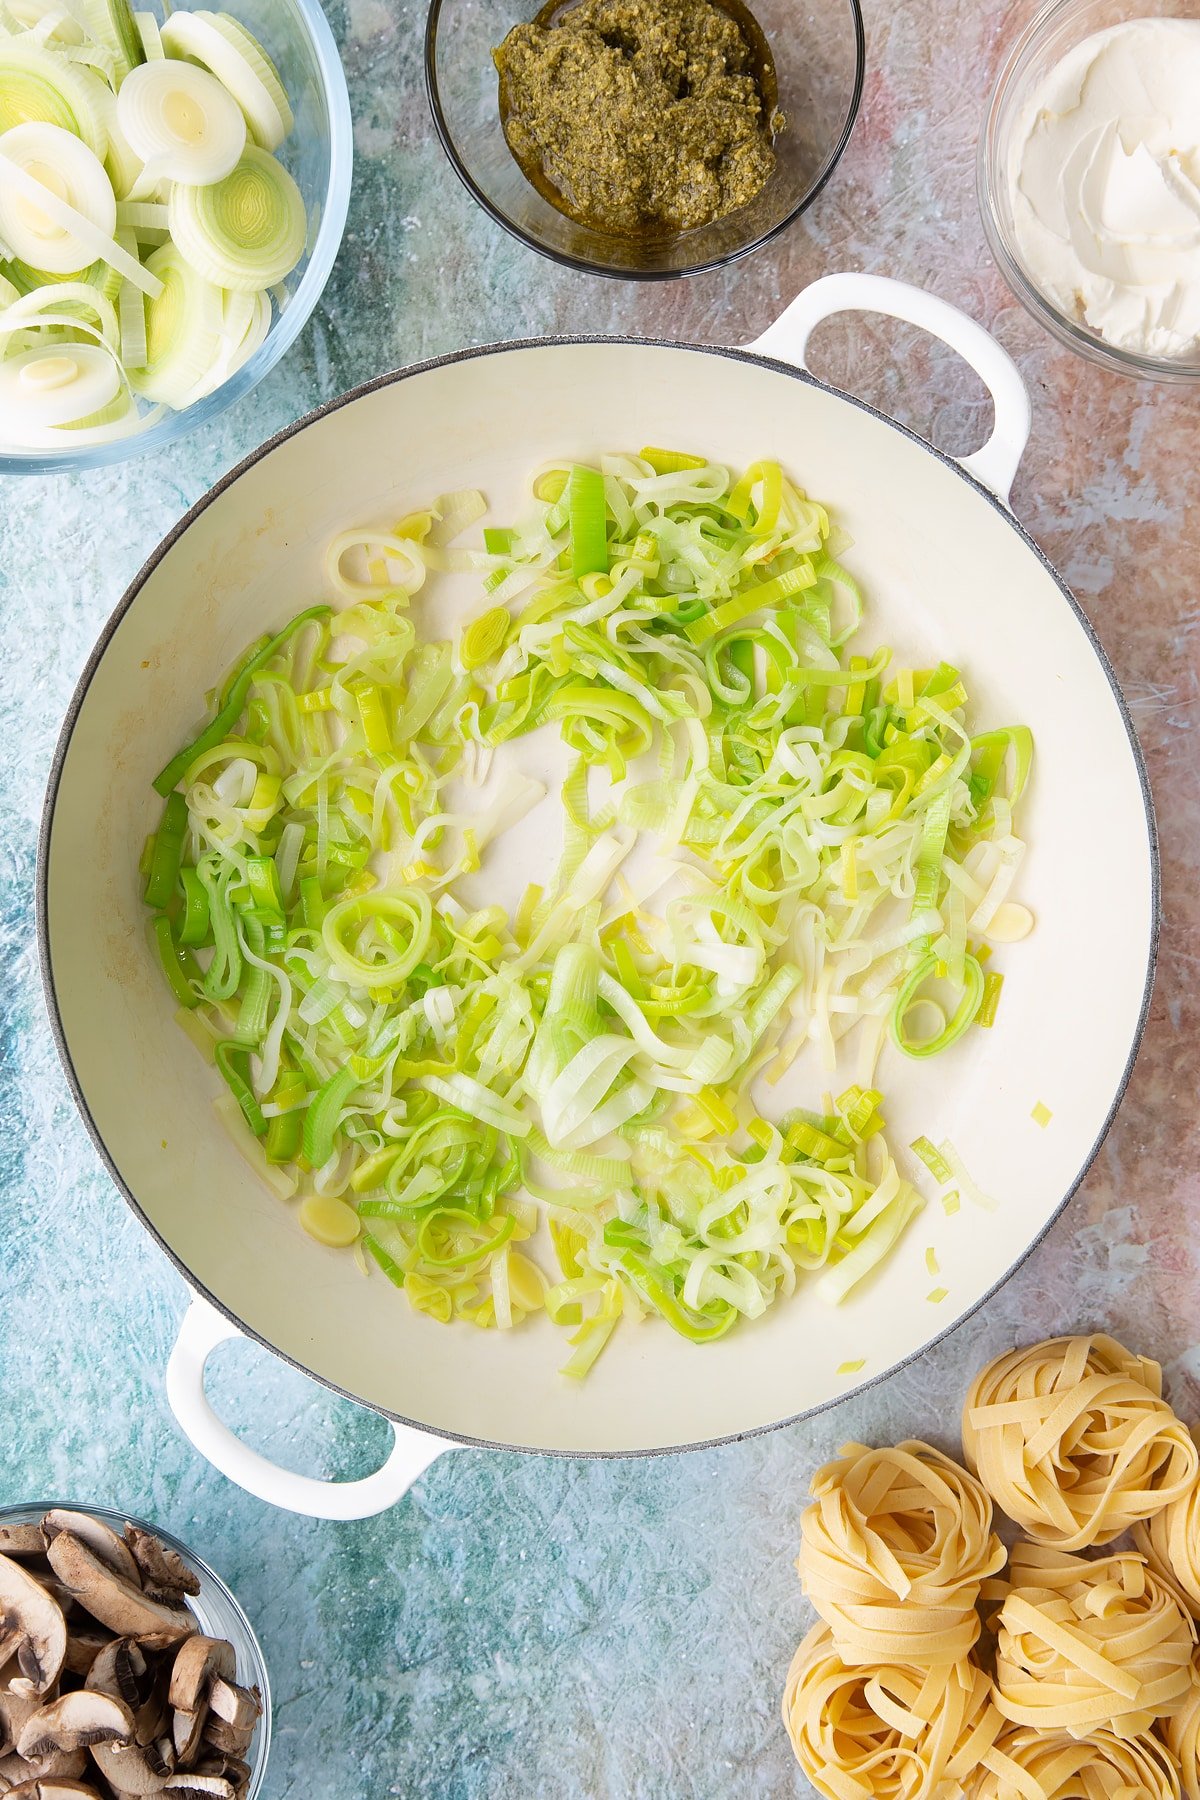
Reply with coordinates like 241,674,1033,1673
978,0,1200,384
0,0,355,477
422,0,867,281
0,1497,272,1794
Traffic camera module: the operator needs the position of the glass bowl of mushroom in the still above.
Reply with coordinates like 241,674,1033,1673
0,1502,270,1798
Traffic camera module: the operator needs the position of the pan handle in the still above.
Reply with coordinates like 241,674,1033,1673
166,1295,461,1519
748,273,1032,507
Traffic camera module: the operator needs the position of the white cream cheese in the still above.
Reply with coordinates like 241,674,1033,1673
1007,19,1200,358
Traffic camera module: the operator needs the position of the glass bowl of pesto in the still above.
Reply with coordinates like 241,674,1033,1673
425,0,865,279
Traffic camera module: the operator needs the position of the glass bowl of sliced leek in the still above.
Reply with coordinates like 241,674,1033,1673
0,0,352,472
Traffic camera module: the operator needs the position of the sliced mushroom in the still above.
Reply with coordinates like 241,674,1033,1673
89,1736,173,1797
164,1645,232,1721
23,1576,77,1627
123,1638,177,1662
200,1688,257,1739
189,1757,247,1787
0,1557,68,1697
2,1517,252,1800
17,1692,135,1760
61,1631,113,1682
119,1541,197,1609
44,1544,191,1646
0,1755,86,1785
86,1639,168,1746
195,1722,251,1762
5,1780,105,1799
40,1523,139,1596
0,1533,46,1563
0,1690,39,1760
169,1711,204,1770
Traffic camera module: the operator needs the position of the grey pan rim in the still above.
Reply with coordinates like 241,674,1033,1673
37,333,1160,1465
422,0,866,281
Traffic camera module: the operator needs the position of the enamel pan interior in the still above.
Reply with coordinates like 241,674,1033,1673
40,341,1157,1456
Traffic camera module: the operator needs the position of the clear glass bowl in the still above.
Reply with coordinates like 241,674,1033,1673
425,0,865,279
979,0,1200,382
0,0,353,476
0,1500,271,1796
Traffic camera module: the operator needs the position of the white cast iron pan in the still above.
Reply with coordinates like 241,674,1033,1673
38,275,1158,1517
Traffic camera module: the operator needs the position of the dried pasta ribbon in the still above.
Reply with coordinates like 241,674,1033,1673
991,1542,1196,1738
1162,1650,1200,1800
797,1439,1006,1666
1135,1434,1200,1618
963,1335,1199,1551
973,1723,1183,1799
781,1620,1002,1800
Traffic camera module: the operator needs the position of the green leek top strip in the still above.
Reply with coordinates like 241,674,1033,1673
144,452,1032,1374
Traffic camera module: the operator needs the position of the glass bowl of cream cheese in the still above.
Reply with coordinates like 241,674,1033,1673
980,0,1200,380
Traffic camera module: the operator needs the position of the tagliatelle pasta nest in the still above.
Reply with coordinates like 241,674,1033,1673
781,1621,1001,1800
1162,1652,1200,1800
990,1542,1196,1737
962,1335,1199,1551
1135,1436,1200,1618
783,1335,1200,1795
971,1723,1184,1799
798,1440,1007,1666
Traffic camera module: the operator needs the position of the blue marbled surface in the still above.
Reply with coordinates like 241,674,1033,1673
4,0,1200,1794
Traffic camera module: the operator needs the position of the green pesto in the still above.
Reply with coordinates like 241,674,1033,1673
494,0,780,238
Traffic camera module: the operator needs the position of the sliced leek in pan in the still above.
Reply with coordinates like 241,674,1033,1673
0,0,304,450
